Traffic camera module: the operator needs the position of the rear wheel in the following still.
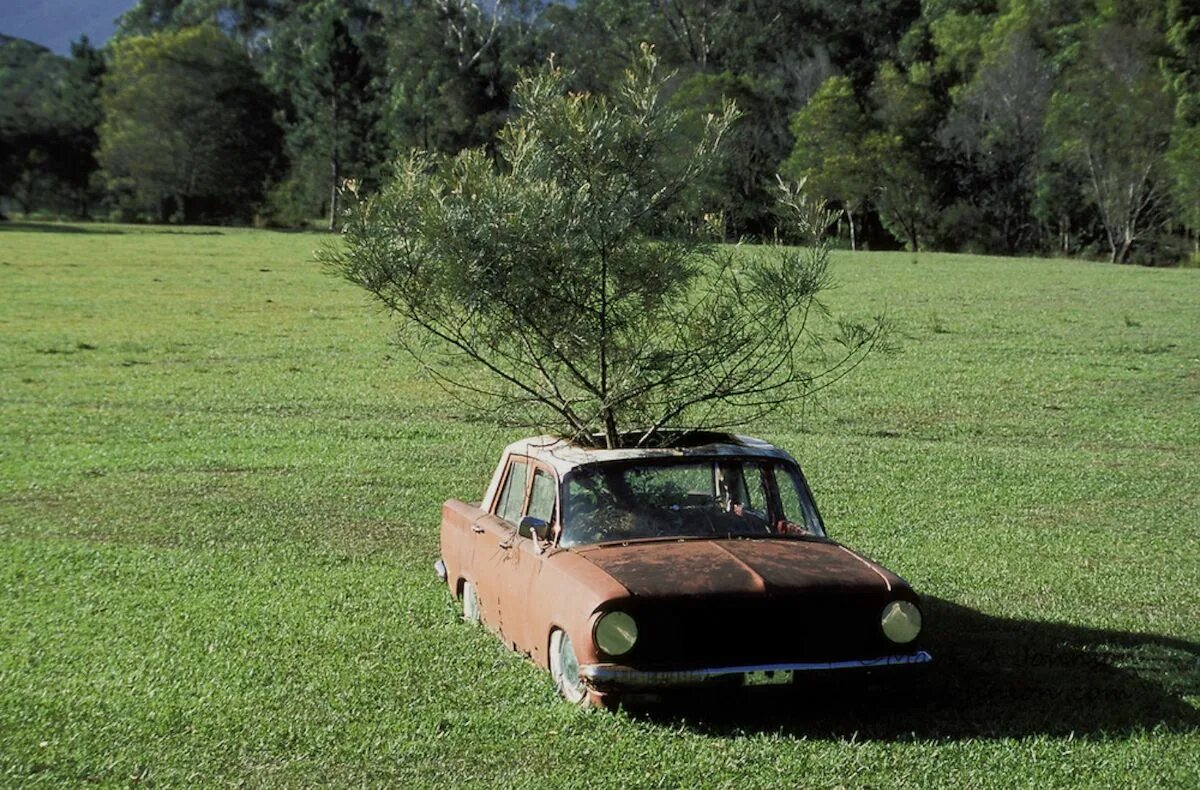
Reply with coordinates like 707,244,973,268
549,629,590,705
461,580,480,624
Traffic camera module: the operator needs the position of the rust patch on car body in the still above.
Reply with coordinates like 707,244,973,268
572,538,899,598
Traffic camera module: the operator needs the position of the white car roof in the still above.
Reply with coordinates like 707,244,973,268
482,433,797,510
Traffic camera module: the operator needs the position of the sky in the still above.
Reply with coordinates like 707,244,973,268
1,0,134,54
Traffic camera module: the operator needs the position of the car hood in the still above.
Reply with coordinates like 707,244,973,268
570,538,903,598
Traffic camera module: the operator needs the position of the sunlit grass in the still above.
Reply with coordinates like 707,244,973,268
1,222,1197,786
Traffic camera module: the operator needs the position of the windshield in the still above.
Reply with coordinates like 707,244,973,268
560,458,825,547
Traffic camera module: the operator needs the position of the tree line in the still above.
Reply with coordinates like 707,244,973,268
1,0,1197,264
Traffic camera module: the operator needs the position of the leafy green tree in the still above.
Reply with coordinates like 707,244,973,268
539,0,656,93
383,1,508,155
1164,0,1200,255
651,0,741,69
0,37,57,214
265,1,383,229
326,50,880,448
98,25,281,222
58,37,106,217
670,71,796,237
868,62,945,251
1044,21,1174,263
378,0,548,160
781,75,873,249
115,0,189,36
0,36,104,217
787,0,916,94
117,0,285,47
1165,124,1200,256
939,31,1053,252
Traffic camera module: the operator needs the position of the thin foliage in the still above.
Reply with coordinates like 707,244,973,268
325,47,882,448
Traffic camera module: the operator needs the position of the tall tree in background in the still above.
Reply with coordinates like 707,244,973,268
115,0,188,35
384,1,511,155
781,75,873,249
799,0,921,94
540,0,654,93
939,31,1053,252
267,1,382,229
651,0,739,69
0,38,61,214
1164,0,1200,255
0,36,104,217
3,0,1195,261
867,62,944,252
117,0,286,48
98,25,281,222
58,37,106,216
1044,21,1173,263
670,71,796,237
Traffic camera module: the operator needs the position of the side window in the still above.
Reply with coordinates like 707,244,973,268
741,463,769,516
773,464,822,535
495,460,528,524
527,469,557,523
719,462,765,513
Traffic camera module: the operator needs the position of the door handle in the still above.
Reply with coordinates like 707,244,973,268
498,538,513,550
471,524,485,534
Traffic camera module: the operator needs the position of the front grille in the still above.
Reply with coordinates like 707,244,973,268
622,592,894,669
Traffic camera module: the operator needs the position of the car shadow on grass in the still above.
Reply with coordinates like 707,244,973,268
626,598,1200,740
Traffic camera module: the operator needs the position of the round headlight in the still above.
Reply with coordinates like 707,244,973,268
881,600,922,644
594,611,638,657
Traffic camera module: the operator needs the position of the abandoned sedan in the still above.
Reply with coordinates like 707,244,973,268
435,433,930,706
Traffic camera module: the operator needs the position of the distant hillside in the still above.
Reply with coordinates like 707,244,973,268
0,33,54,69
0,33,50,51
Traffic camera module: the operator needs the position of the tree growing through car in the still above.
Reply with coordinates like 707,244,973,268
325,46,882,449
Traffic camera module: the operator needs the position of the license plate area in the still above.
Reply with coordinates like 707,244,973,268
743,669,793,686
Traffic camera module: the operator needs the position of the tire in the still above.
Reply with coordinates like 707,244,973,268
461,580,480,624
549,629,590,705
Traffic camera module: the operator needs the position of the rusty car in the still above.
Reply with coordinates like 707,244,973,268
434,432,930,706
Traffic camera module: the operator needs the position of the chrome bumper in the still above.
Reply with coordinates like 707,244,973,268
434,559,448,583
580,651,932,690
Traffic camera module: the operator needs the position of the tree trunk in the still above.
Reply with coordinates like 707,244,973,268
602,408,619,449
328,157,339,232
329,90,340,232
847,210,856,252
1114,238,1132,264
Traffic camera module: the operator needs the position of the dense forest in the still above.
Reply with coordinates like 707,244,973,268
1,0,1198,264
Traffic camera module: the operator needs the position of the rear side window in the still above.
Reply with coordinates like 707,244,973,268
527,469,557,523
496,460,528,524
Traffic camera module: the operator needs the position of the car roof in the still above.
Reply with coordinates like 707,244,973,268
502,433,795,477
481,433,799,513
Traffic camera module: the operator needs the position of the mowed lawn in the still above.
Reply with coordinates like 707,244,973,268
1,221,1197,787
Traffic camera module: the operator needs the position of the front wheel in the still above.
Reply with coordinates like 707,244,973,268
549,629,591,705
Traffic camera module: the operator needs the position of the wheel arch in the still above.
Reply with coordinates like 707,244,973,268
541,622,568,669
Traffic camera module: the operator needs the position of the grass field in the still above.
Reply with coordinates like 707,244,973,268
1,220,1198,787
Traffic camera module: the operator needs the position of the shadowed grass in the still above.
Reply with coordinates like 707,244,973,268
1,223,1197,786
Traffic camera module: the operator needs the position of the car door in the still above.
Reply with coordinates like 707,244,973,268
471,455,528,633
494,463,558,653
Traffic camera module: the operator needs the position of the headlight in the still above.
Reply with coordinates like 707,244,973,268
881,600,922,644
594,611,638,657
